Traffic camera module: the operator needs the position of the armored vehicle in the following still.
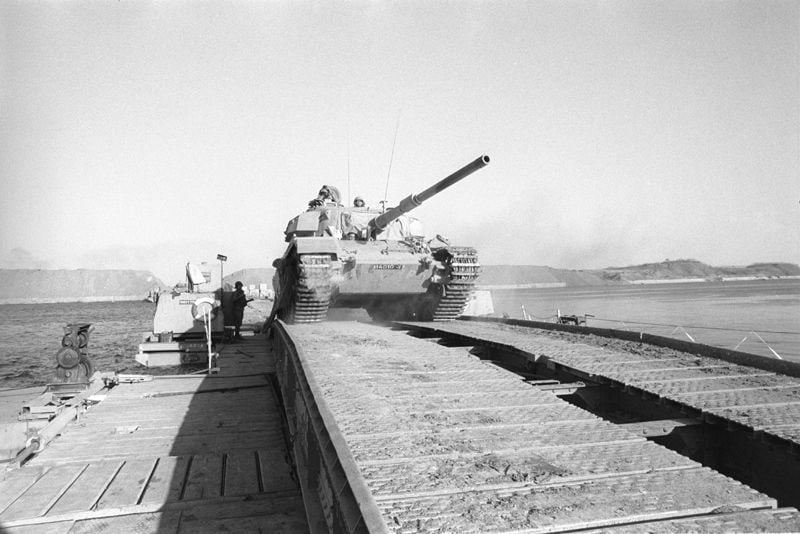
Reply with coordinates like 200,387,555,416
270,155,490,323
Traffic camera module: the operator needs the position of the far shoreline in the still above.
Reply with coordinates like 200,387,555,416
0,295,149,305
3,276,798,305
478,275,800,290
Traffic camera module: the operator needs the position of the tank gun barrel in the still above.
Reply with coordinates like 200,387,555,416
370,154,490,233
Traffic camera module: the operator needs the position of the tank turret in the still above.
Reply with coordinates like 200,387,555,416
270,155,490,325
369,155,490,234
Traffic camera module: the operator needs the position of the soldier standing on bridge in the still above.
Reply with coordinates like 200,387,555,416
231,281,253,339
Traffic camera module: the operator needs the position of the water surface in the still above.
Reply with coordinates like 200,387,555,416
2,279,798,389
491,279,800,362
0,301,155,390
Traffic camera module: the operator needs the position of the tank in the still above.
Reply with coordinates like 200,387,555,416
270,155,490,324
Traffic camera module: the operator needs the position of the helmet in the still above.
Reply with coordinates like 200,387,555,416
235,281,243,288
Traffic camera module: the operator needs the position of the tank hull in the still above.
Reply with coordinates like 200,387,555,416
272,236,480,323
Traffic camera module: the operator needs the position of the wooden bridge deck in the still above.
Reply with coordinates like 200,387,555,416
394,319,800,449
279,321,800,533
0,333,308,534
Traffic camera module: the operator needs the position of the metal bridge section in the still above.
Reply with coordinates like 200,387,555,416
272,319,800,533
397,317,800,445
396,317,800,508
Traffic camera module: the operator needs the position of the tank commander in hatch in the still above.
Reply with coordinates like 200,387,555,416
308,185,342,209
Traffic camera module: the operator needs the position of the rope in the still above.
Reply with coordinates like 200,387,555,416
517,305,557,321
531,314,559,321
751,331,783,360
587,316,800,336
518,306,794,359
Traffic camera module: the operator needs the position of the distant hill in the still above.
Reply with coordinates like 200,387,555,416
589,259,800,284
481,260,800,288
0,269,164,304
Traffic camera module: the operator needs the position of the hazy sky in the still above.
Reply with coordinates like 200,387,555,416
1,1,798,284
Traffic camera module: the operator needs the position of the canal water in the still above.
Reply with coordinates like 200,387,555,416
0,300,155,390
491,278,800,362
1,279,798,390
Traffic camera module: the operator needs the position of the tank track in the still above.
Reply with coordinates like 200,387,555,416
283,254,332,323
431,247,481,321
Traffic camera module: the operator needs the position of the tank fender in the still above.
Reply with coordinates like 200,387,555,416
294,236,341,257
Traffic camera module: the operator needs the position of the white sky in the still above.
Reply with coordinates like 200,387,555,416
1,1,798,284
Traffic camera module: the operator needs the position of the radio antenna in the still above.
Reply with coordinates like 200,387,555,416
382,111,401,213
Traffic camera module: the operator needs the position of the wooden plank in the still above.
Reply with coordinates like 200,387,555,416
46,461,123,516
182,453,223,501
376,467,775,532
65,510,181,534
258,449,298,493
0,493,303,531
74,394,275,413
1,465,86,521
349,419,642,464
629,371,775,385
174,496,308,534
62,413,279,430
31,421,280,444
339,406,596,438
224,450,260,496
361,440,698,498
94,457,157,510
61,431,279,451
327,390,562,412
139,456,190,505
600,507,800,533
176,513,309,534
31,434,286,464
707,404,800,430
0,470,43,514
106,376,269,398
3,521,75,534
171,432,280,456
